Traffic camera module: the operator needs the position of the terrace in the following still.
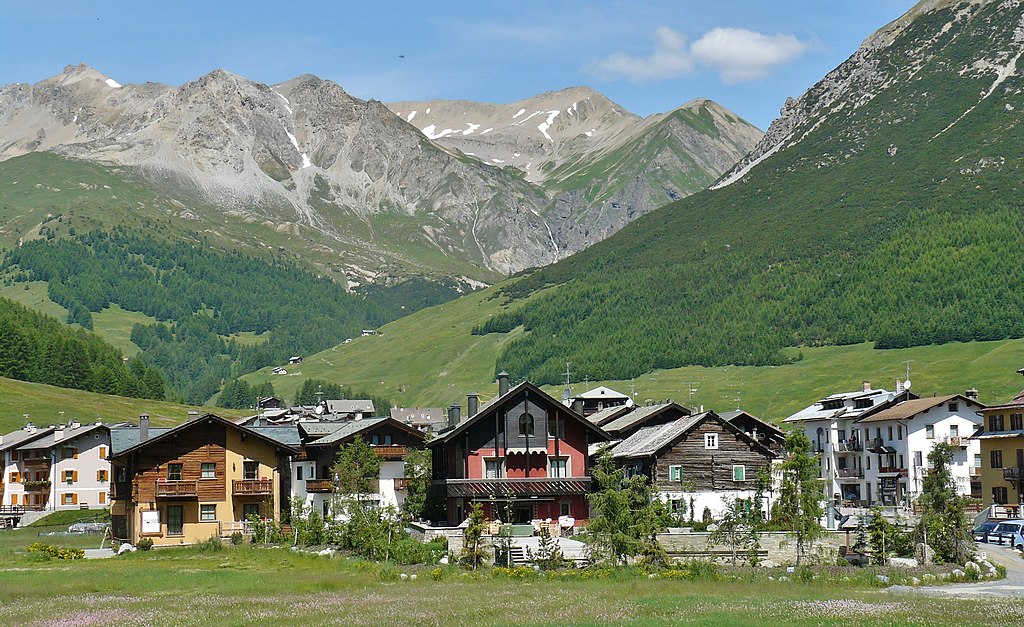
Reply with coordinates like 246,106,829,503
155,480,198,498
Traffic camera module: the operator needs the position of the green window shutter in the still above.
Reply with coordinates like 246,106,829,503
733,465,746,482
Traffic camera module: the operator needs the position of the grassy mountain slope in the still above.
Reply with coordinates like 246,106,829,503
468,2,1024,384
240,277,1024,421
0,376,243,434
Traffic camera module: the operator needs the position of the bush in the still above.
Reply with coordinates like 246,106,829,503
198,536,223,552
27,542,85,560
390,537,446,565
136,538,154,551
230,532,244,546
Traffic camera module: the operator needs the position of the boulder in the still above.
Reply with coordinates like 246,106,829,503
910,577,921,586
876,574,889,584
915,543,935,565
889,557,918,568
951,569,965,578
116,543,136,555
965,561,980,572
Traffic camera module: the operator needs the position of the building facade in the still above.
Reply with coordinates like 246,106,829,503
977,387,1024,513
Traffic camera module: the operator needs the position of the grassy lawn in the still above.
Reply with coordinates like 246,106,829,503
0,545,1020,625
0,509,110,553
91,305,158,357
0,376,245,434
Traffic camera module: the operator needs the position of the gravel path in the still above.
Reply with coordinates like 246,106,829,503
892,543,1024,598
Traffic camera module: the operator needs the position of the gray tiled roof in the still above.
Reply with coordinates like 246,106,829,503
15,423,108,451
298,422,352,437
247,426,301,447
0,426,56,452
325,400,375,415
602,403,679,435
109,427,173,455
611,413,706,459
585,405,632,427
306,418,391,446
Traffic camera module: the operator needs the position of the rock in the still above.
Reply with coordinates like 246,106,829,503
317,548,333,557
876,575,889,584
951,569,965,578
981,560,994,570
758,560,779,569
915,543,935,565
778,576,790,582
400,573,409,581
889,557,918,568
965,561,980,572
410,574,417,581
910,577,921,586
768,576,775,581
439,556,449,565
116,543,136,555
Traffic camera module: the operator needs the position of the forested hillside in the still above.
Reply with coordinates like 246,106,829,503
473,2,1024,384
1,229,394,402
0,297,164,399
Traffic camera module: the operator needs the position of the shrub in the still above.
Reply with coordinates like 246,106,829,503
390,537,446,565
198,536,223,552
136,538,154,551
230,532,244,546
27,542,85,560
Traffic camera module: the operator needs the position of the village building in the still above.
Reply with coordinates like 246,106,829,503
600,402,692,440
610,411,778,519
719,409,786,453
108,414,297,546
390,407,447,433
855,392,984,505
429,376,611,528
323,399,375,420
8,421,112,511
290,417,426,518
571,385,634,416
2,423,56,510
976,380,1024,516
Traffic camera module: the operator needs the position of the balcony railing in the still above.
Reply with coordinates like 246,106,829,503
877,467,907,475
437,476,592,498
24,480,51,492
21,458,50,469
969,467,982,477
835,468,863,479
305,479,334,493
233,479,273,495
1004,467,1023,482
372,446,407,459
836,440,863,452
155,480,199,498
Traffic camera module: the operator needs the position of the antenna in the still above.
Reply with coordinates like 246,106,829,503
903,360,912,392
687,382,698,408
629,381,637,398
316,384,324,405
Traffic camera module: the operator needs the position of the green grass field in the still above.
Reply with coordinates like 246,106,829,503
241,280,1024,421
0,377,245,434
0,541,1020,625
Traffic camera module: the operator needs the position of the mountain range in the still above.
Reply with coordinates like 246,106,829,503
0,67,759,287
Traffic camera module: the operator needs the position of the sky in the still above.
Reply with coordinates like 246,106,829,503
0,1,919,130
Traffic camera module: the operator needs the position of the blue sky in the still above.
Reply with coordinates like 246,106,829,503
0,1,918,130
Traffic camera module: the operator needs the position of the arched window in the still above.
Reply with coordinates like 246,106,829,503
518,412,535,436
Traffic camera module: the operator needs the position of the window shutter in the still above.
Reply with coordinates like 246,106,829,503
71,493,78,505
61,493,67,505
100,446,107,458
97,470,103,482
72,471,79,483
73,448,79,459
99,492,106,504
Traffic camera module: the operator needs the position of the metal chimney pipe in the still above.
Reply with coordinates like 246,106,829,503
571,399,584,415
497,371,510,397
139,413,150,442
467,393,479,417
447,404,461,428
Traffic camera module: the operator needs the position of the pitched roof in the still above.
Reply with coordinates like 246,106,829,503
391,407,445,423
110,414,299,458
246,425,302,447
602,402,689,436
0,426,56,452
719,409,784,434
15,423,108,451
856,394,981,423
306,417,425,447
586,404,633,427
611,413,706,458
325,400,375,415
575,386,631,400
109,427,173,455
431,380,610,445
298,422,352,437
983,388,1024,412
783,388,894,423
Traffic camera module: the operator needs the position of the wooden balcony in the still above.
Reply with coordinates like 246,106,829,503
24,480,51,492
233,479,273,496
155,480,199,498
372,446,407,459
437,476,592,498
21,458,50,469
305,479,334,493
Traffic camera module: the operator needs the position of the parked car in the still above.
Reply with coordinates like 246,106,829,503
990,520,1024,549
973,521,1000,543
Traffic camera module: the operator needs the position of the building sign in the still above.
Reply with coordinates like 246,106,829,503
141,510,160,534
880,477,898,498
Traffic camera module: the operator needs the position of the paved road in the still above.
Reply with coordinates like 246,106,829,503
83,548,115,559
893,543,1024,598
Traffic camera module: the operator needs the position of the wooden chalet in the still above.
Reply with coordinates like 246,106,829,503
601,402,692,440
108,414,298,546
429,379,611,526
610,411,777,518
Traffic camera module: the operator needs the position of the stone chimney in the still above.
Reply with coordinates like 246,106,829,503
70,419,81,429
140,413,150,442
966,388,979,401
467,393,479,418
571,399,584,415
497,371,510,397
862,380,871,392
25,421,36,434
53,425,65,442
447,404,461,429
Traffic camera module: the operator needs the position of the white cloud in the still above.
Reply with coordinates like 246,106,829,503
691,27,809,84
589,26,808,84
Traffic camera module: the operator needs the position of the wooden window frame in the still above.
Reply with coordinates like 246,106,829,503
200,463,216,480
200,504,216,522
167,463,183,482
733,465,746,482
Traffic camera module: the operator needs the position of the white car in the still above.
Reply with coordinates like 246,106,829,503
991,519,1024,550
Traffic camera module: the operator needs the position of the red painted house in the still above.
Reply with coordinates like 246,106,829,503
429,378,611,526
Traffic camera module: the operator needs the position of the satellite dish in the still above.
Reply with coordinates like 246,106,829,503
903,380,912,390
315,404,325,415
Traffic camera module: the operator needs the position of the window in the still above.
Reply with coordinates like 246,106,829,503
295,466,303,483
897,426,903,440
888,426,893,441
99,492,106,504
167,463,183,481
560,501,571,517
485,459,501,479
548,416,565,439
948,402,958,412
64,470,77,483
243,503,260,519
994,487,1009,505
913,451,922,468
201,463,216,479
949,425,959,438
975,453,983,468
62,447,77,460
925,425,934,439
61,493,78,505
549,458,568,478
1012,414,1024,431
167,505,184,536
670,499,684,513
705,433,718,450
518,413,535,437
991,450,1004,469
243,461,259,481
371,434,393,445
96,469,108,482
991,414,1005,431
867,457,871,470
669,465,683,482
200,504,216,521
854,398,872,409
733,465,746,482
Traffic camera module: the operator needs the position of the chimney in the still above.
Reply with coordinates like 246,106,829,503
862,380,871,392
25,421,35,434
966,388,979,401
140,413,150,442
447,404,461,428
53,426,65,442
467,393,479,417
895,380,904,394
70,419,81,429
497,371,510,397
571,399,584,415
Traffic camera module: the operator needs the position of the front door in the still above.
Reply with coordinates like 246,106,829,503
243,503,260,520
166,505,184,536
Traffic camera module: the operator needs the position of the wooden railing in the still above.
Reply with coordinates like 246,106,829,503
878,467,907,475
305,479,334,493
372,446,407,459
21,458,50,468
233,479,273,495
24,480,51,492
155,480,199,497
